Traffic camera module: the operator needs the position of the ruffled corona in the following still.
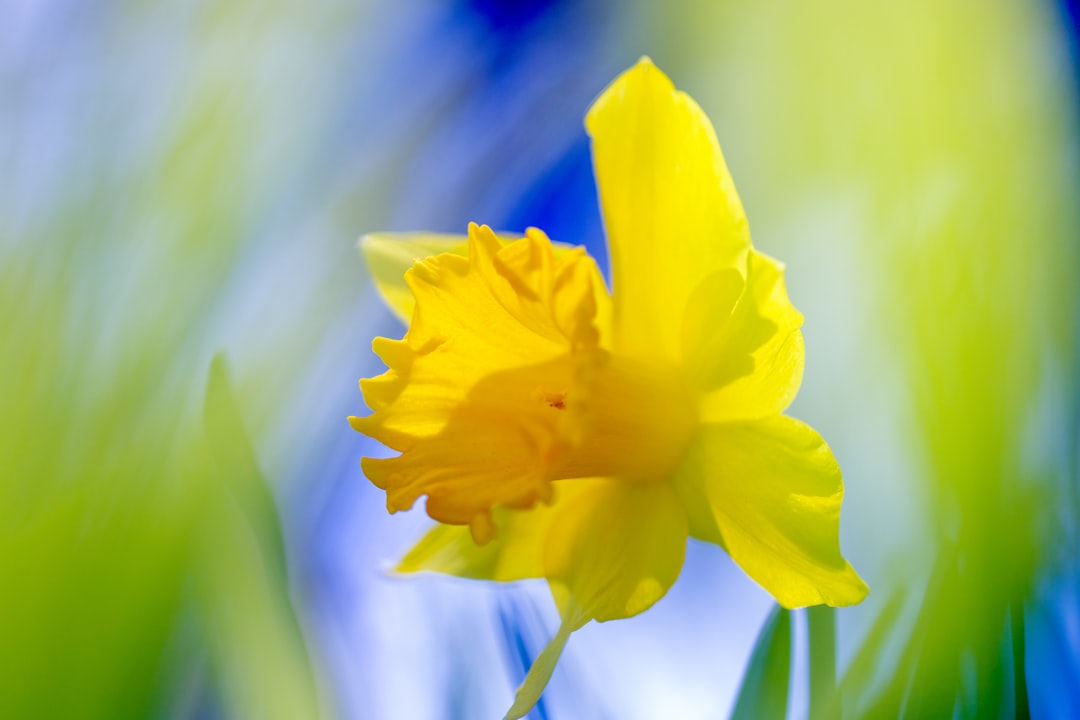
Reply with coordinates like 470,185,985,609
351,223,697,544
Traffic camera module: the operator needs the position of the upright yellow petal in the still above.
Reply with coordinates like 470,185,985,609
690,250,805,422
675,417,868,608
586,57,751,359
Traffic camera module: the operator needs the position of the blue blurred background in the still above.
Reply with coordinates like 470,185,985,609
2,0,1077,718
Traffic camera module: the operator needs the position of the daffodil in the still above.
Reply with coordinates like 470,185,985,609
351,57,868,718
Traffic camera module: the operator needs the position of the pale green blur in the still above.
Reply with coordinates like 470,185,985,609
0,2,371,717
0,249,321,718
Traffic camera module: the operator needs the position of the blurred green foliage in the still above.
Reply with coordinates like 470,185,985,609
0,5,331,715
0,269,320,718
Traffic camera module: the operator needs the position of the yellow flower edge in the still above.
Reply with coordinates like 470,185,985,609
350,57,868,719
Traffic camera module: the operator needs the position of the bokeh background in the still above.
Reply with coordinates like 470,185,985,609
2,0,1078,718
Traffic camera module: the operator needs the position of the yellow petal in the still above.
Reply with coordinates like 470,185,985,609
400,477,691,720
360,233,469,323
361,232,612,337
503,478,688,719
544,478,688,623
395,481,591,582
351,224,610,541
395,521,542,582
675,417,868,608
693,250,805,422
586,57,751,359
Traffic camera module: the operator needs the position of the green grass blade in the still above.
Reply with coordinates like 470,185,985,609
730,605,792,720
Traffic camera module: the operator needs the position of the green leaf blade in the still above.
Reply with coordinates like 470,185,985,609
731,605,793,720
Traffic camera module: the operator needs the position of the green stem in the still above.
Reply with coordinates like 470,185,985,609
808,605,837,720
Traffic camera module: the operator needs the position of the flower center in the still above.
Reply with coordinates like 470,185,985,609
547,352,697,484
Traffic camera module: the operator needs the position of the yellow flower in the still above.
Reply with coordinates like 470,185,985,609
351,57,868,718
